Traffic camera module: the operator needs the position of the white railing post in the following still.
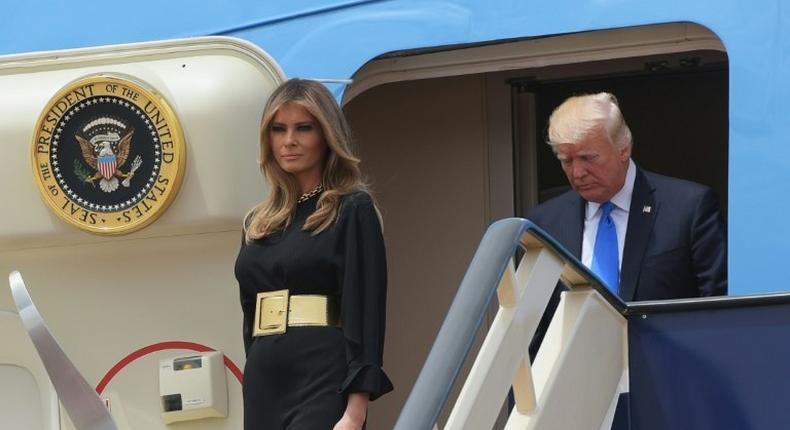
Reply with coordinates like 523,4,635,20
505,289,626,430
445,244,564,430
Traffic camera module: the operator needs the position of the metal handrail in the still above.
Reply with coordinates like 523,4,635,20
394,217,624,430
9,271,118,430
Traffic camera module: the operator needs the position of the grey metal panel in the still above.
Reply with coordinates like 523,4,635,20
9,271,118,430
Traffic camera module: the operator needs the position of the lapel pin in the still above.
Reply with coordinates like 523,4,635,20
642,205,652,213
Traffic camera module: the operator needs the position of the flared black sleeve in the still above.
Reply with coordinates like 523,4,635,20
337,193,394,401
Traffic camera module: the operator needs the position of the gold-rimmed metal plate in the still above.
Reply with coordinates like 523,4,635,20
31,73,187,235
253,289,289,337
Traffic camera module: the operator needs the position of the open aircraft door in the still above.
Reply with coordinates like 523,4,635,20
0,37,285,429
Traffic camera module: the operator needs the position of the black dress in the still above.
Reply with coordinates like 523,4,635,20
235,191,393,429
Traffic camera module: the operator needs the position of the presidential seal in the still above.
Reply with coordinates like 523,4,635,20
32,74,186,234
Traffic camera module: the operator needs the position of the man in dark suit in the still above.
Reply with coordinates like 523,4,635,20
528,92,726,300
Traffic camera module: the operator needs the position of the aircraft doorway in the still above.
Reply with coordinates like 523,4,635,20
344,22,728,429
511,56,729,218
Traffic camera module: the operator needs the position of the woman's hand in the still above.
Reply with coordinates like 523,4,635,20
333,392,369,430
333,414,365,430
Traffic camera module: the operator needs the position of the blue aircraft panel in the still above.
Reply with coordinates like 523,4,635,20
1,0,788,295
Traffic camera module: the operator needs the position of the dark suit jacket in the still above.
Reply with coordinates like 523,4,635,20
527,167,727,300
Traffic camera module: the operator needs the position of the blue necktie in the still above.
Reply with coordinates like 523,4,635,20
592,202,619,295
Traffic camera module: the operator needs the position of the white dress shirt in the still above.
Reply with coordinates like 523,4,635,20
581,159,636,271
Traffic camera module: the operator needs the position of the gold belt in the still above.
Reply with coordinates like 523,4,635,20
252,289,340,337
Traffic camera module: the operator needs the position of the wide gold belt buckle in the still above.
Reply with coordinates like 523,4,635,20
253,289,289,337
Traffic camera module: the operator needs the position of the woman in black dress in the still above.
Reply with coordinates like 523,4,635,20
235,79,393,429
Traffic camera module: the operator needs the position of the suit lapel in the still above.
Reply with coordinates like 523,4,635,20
620,168,657,301
565,194,584,259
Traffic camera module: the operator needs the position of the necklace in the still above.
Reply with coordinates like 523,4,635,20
298,184,323,203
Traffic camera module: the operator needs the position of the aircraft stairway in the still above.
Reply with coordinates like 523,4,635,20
395,218,790,430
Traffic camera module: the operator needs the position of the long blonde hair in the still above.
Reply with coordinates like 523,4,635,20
245,79,365,241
